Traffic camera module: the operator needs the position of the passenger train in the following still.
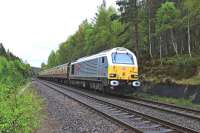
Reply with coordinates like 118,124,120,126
38,47,140,94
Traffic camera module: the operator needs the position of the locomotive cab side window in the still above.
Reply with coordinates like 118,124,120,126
112,52,134,64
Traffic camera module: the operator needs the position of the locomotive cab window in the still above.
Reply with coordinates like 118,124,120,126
112,53,134,64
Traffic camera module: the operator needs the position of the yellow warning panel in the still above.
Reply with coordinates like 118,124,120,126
108,65,138,80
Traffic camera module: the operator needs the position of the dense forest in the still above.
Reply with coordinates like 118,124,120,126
0,43,42,133
43,0,200,83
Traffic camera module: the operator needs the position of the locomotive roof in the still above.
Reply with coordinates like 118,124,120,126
72,47,133,64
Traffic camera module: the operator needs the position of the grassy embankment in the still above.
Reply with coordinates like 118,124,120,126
137,55,200,108
0,83,43,133
0,56,44,133
141,55,200,85
133,92,200,109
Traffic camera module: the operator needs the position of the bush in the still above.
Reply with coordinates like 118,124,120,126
0,56,42,133
174,57,198,79
0,84,43,133
0,56,31,85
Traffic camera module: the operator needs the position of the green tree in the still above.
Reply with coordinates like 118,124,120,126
156,2,180,62
117,0,140,57
92,6,121,52
0,43,6,57
47,50,58,68
182,0,200,56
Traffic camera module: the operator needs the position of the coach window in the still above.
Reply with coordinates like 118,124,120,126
102,57,105,63
71,65,75,75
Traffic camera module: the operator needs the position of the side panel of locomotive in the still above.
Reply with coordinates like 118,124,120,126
69,55,108,81
68,53,109,90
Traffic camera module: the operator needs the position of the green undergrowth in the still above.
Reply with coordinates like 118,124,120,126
141,55,200,85
176,70,200,85
0,82,44,133
0,55,43,132
133,92,200,110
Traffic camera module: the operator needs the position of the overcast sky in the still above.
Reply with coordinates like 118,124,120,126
0,0,117,67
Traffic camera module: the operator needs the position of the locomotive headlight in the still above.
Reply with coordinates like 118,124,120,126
109,73,116,78
110,80,119,86
132,81,140,87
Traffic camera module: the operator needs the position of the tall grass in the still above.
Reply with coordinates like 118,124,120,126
0,84,43,133
0,56,43,133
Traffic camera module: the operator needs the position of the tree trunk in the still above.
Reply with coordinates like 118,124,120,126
148,2,153,58
181,40,183,55
187,16,192,57
159,36,162,65
170,29,178,56
135,6,139,58
135,22,139,58
165,32,168,56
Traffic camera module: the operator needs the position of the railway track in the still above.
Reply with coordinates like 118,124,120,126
70,88,200,121
122,97,200,121
38,80,199,133
47,80,200,121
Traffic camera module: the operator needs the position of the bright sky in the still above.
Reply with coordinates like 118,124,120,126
0,0,117,67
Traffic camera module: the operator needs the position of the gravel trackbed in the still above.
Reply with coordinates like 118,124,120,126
33,81,134,133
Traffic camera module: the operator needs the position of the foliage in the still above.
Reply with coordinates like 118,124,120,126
0,84,43,133
156,2,180,33
0,56,42,133
47,50,58,68
116,0,140,55
174,56,198,78
40,62,48,71
133,92,200,109
0,43,7,57
0,43,20,60
177,69,200,85
0,57,31,85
